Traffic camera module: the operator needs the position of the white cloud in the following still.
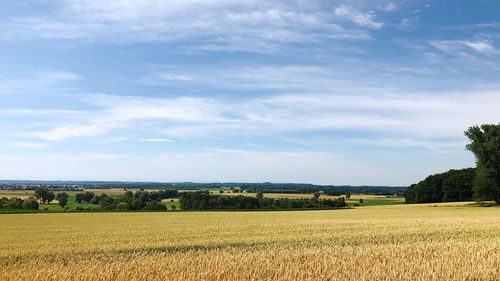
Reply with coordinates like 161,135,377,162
33,119,122,141
461,40,495,53
140,138,173,143
92,137,129,144
399,18,415,31
430,39,496,55
334,5,383,29
141,65,339,90
23,89,500,143
0,71,82,94
286,137,468,154
0,0,372,51
382,3,397,12
0,109,83,116
4,141,49,148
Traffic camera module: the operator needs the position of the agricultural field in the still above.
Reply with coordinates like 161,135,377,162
0,189,181,212
0,190,35,199
210,190,343,199
210,190,404,206
38,195,101,211
0,188,157,199
1,189,401,212
0,203,498,280
347,196,404,206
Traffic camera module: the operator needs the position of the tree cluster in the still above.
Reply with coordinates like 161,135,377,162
56,192,69,208
241,184,405,196
0,197,39,210
405,168,475,204
405,124,500,205
98,190,177,211
34,188,55,204
75,191,96,203
180,191,347,210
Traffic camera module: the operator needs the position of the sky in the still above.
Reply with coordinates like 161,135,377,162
0,0,499,185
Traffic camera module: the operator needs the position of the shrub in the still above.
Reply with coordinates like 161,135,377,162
22,198,39,210
117,202,129,210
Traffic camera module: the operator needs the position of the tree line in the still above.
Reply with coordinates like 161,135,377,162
75,189,178,204
405,123,499,204
405,168,475,203
180,191,347,210
0,197,39,210
239,185,404,196
2,189,180,211
34,188,70,208
97,190,178,211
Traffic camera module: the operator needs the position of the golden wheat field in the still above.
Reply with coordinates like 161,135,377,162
0,204,499,281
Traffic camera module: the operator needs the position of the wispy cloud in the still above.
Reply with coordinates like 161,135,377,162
140,138,173,143
430,39,496,55
0,0,373,52
334,5,383,29
4,141,49,148
286,137,468,154
141,65,344,91
33,119,121,142
0,109,84,116
22,90,500,143
92,137,129,144
382,3,397,12
0,71,82,94
140,63,461,94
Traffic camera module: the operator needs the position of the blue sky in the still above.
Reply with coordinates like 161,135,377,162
0,0,499,185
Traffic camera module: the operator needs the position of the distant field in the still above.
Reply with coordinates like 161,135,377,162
1,189,180,211
161,198,181,210
212,190,341,200
0,188,158,198
0,203,498,280
83,188,156,195
0,190,34,199
39,194,101,211
348,197,404,206
211,190,404,206
1,189,403,212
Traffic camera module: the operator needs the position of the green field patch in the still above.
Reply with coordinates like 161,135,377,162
348,197,404,207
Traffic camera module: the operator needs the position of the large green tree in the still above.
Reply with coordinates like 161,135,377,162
34,188,55,204
34,188,48,203
465,124,500,204
56,192,69,208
